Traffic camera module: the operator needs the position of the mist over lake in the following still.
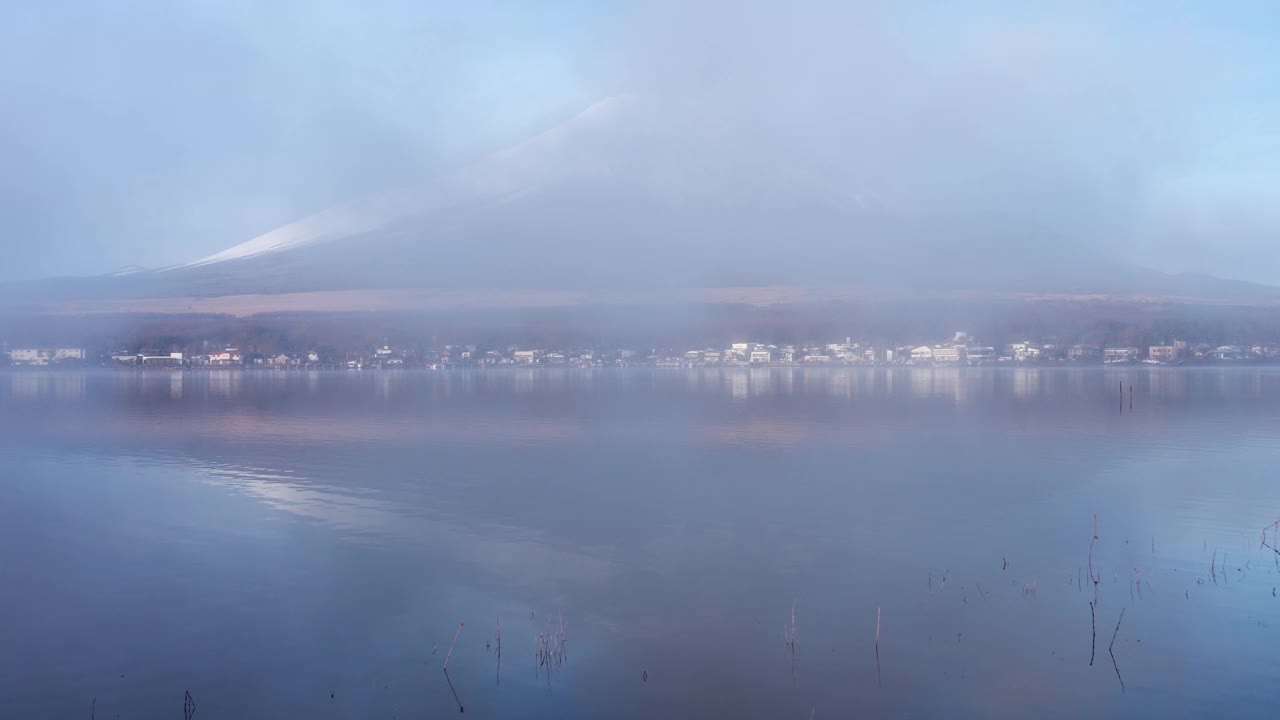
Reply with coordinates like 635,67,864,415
3,367,1279,719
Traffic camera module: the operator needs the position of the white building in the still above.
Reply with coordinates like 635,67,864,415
1212,345,1251,361
142,352,184,367
1104,347,1140,363
8,348,85,366
750,349,772,364
208,348,242,366
1009,342,1042,361
911,346,934,362
933,346,966,363
967,346,996,362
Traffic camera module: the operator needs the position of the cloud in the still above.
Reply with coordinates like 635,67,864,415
606,1,1279,279
1,1,1278,285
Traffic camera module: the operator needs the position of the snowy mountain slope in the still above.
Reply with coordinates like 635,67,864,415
6,95,1277,305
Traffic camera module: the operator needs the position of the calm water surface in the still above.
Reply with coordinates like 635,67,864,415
2,367,1280,719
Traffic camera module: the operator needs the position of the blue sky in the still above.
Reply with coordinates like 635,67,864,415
2,1,1278,284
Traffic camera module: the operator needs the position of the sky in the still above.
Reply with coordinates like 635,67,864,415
1,0,1278,284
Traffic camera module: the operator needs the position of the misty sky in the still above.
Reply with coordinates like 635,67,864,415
2,1,1279,284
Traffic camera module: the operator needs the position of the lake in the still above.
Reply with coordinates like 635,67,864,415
2,367,1279,719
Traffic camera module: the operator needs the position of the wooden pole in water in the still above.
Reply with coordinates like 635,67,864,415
1129,384,1133,411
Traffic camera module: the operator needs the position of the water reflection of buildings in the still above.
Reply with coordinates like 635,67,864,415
906,367,969,404
4,373,86,401
1148,369,1188,399
827,369,852,399
9,373,44,400
749,367,773,397
1012,367,1040,399
207,370,241,398
729,369,748,400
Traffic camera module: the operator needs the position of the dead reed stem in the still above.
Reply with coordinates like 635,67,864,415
1109,608,1125,651
1109,608,1127,692
496,616,502,686
1088,601,1096,666
875,607,882,689
443,669,464,713
443,621,464,671
1089,514,1100,587
183,691,196,720
534,611,569,684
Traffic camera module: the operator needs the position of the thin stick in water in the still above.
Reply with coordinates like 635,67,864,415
443,669,465,713
1089,514,1100,586
443,621,464,671
1109,608,1127,692
1089,601,1096,666
875,607,882,689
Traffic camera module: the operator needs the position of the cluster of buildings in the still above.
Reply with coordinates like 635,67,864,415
658,333,1274,367
646,333,1280,367
5,348,86,366
5,335,1280,369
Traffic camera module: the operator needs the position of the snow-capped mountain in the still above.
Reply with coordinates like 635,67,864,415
7,95,1275,305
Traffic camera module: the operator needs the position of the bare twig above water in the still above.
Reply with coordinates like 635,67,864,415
1109,608,1127,693
1089,601,1096,666
1109,608,1126,651
1262,519,1280,551
444,621,464,671
874,607,882,689
183,690,196,720
496,616,502,686
1089,515,1101,587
